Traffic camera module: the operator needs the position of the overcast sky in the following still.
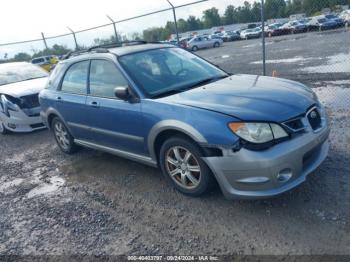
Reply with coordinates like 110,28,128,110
0,0,252,57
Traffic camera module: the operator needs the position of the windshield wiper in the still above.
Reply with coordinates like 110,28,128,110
182,75,228,90
151,89,184,99
151,75,228,99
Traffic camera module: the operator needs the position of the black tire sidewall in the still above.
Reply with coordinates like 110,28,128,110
159,136,215,197
192,46,198,51
0,122,8,134
51,117,77,154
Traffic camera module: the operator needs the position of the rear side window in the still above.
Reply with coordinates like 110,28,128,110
61,61,89,94
46,63,63,89
89,60,128,98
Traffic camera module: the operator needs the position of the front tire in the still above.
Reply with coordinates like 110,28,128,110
159,136,215,197
0,118,8,135
52,117,78,154
191,46,198,51
213,42,220,48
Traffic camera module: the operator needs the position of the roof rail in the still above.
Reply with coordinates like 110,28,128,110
62,40,166,60
87,40,148,52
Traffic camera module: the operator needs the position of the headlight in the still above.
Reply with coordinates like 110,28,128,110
0,95,20,116
228,122,288,144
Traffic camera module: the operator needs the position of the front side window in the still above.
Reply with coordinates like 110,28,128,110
60,60,89,94
89,60,128,98
119,47,227,97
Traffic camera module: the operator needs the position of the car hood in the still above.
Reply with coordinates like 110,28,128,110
160,74,316,122
0,77,48,97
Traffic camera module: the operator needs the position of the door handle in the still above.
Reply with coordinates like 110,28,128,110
56,96,62,102
89,101,100,108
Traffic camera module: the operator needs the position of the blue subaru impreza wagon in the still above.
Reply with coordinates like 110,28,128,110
39,42,329,199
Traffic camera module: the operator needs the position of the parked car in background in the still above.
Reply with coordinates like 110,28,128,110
308,16,338,31
0,62,48,134
179,37,192,49
324,14,345,27
209,34,224,41
222,31,240,41
212,32,224,38
247,23,260,29
167,40,179,46
240,28,262,40
265,23,290,37
31,55,59,72
187,36,222,51
281,20,308,34
340,10,350,25
40,43,329,199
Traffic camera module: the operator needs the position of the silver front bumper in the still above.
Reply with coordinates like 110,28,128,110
1,107,46,133
203,124,330,199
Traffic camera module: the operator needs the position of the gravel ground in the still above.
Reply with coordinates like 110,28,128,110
1,29,350,257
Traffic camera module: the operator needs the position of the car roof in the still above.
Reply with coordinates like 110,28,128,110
108,43,174,56
60,43,176,64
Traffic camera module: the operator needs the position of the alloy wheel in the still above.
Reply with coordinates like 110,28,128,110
54,121,70,150
165,146,201,189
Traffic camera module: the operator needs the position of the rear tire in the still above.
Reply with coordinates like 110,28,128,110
159,136,215,197
51,117,78,154
213,42,220,48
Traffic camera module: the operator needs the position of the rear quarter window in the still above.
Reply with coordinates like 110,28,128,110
60,61,89,95
46,63,64,90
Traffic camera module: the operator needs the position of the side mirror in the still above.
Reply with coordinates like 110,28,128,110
114,86,129,100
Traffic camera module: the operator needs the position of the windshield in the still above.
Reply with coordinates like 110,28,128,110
318,18,327,23
119,47,228,98
0,63,48,86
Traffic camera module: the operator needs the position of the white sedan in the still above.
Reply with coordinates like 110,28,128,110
0,62,48,134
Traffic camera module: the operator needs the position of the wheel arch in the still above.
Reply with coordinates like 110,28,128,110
46,108,73,134
148,120,207,163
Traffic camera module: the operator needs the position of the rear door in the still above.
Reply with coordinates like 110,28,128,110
57,60,91,141
85,59,146,155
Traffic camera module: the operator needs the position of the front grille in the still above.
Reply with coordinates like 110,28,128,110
20,94,40,109
307,108,322,130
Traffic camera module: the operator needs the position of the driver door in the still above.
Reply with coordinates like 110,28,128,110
84,59,146,155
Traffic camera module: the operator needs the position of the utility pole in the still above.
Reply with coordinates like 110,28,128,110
107,15,119,43
67,27,79,50
41,32,48,50
166,0,180,44
261,0,266,76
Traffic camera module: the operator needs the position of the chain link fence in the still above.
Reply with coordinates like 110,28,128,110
0,0,349,114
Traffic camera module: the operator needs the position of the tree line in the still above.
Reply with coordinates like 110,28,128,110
142,0,350,42
0,44,71,64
